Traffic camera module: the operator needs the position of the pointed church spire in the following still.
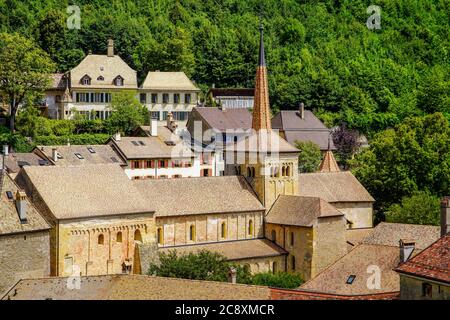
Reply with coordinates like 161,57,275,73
319,135,340,172
252,22,272,131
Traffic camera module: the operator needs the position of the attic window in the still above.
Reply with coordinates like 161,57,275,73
131,141,140,146
100,67,104,71
74,153,84,160
6,191,13,200
87,147,96,154
97,76,104,81
165,141,176,146
114,76,124,86
81,75,91,85
57,154,63,159
38,160,48,166
138,141,146,146
346,275,356,284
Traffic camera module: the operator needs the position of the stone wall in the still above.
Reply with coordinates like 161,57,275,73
237,256,286,274
57,213,155,277
0,230,50,295
157,211,264,247
399,275,450,300
333,202,373,229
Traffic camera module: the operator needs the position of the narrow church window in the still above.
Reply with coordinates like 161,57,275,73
251,167,256,177
134,229,142,242
286,166,291,177
282,166,286,177
422,283,432,297
248,220,254,236
98,234,104,245
290,232,294,246
272,262,277,274
291,256,296,271
247,167,251,177
221,222,227,239
157,228,163,244
189,225,196,241
271,230,276,242
116,232,122,243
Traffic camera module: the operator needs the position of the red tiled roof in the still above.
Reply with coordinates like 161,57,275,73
395,234,450,284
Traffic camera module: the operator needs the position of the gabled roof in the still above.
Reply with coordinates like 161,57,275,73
16,164,152,220
140,71,199,91
134,176,264,217
395,234,450,283
298,171,375,203
2,275,271,300
192,107,252,131
0,173,50,235
70,54,137,89
4,153,49,174
110,126,193,159
266,195,343,227
34,145,126,166
361,222,440,250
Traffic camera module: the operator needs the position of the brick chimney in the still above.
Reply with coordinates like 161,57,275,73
399,240,415,263
228,267,237,284
52,148,58,162
15,190,27,222
107,39,114,57
441,196,450,236
299,102,305,119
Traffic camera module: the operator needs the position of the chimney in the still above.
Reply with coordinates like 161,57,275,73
441,197,450,236
113,132,121,141
300,102,305,119
52,148,58,162
228,267,237,284
107,39,114,57
150,116,158,137
399,240,415,263
3,145,8,156
15,190,27,222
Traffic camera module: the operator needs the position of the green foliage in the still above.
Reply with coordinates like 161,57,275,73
148,250,252,284
295,141,322,173
0,1,447,133
33,134,110,146
251,272,304,289
0,32,55,130
0,126,34,152
350,113,450,213
105,91,146,135
385,191,440,226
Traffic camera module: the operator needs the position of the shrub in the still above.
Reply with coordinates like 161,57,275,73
251,272,304,289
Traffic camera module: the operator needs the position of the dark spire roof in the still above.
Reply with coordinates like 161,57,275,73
258,24,266,67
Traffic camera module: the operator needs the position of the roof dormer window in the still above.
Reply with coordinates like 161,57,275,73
97,76,104,81
114,76,124,86
81,75,91,85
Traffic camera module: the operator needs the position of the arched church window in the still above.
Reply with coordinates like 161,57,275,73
134,229,142,242
98,234,104,245
272,261,278,274
282,166,286,177
189,225,196,241
221,222,227,239
116,231,122,243
247,167,251,177
286,166,291,177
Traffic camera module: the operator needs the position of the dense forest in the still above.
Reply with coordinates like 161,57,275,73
0,0,448,134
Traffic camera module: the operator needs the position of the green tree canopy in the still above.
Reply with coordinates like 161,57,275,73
106,91,147,135
295,141,322,173
251,272,304,289
0,32,55,131
350,113,450,213
385,191,440,226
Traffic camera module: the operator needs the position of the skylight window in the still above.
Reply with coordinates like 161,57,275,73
74,153,84,160
6,191,13,200
57,154,63,159
131,141,139,146
87,147,96,154
38,160,49,166
346,275,356,284
138,141,146,146
165,141,176,146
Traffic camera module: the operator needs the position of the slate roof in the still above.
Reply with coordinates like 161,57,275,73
134,176,264,217
159,239,287,261
70,54,137,89
110,127,193,160
361,222,440,250
266,195,343,227
141,72,200,91
4,153,50,174
192,107,252,131
2,275,271,300
298,171,375,203
272,110,336,150
395,234,450,284
16,164,153,220
0,173,50,235
34,145,126,166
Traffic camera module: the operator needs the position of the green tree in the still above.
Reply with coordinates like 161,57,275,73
295,141,322,173
0,32,55,131
148,250,252,284
251,272,304,289
350,113,450,212
106,91,146,135
385,191,440,226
